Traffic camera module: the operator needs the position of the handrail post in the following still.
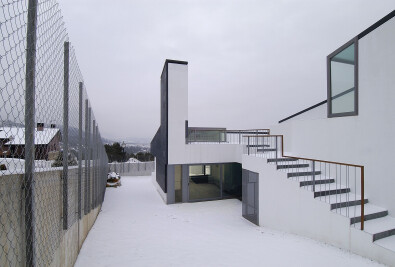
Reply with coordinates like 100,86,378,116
275,136,278,163
312,160,315,192
248,136,250,155
361,166,364,230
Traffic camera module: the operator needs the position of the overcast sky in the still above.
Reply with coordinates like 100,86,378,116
57,0,395,142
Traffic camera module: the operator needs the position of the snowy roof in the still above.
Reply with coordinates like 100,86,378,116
0,127,60,145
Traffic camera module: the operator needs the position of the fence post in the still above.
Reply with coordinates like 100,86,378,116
92,120,95,209
84,100,89,215
62,41,70,230
78,82,83,219
95,124,99,208
24,0,38,265
88,108,91,212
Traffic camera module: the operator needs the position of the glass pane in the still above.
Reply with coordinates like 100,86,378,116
189,165,221,200
222,163,242,199
330,43,355,114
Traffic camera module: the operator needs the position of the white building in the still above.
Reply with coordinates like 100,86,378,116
151,11,395,266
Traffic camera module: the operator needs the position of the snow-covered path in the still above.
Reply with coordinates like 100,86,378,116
74,176,382,267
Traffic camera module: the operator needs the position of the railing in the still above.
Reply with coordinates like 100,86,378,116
243,135,365,230
187,128,270,144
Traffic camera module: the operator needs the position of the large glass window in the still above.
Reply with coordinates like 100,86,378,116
328,38,358,117
189,164,221,201
188,163,242,201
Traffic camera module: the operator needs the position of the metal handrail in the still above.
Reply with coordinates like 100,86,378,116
243,134,365,230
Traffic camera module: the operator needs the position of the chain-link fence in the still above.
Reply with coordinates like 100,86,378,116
109,161,155,176
0,1,109,266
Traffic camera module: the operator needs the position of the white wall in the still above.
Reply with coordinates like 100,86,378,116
167,62,243,165
272,17,395,215
242,154,395,266
168,62,189,164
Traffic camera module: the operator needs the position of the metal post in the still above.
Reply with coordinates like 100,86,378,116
312,160,316,192
62,41,70,230
361,166,364,230
78,82,83,219
96,125,99,207
24,0,38,265
84,100,89,215
275,136,278,164
92,120,95,209
248,137,250,155
88,108,91,212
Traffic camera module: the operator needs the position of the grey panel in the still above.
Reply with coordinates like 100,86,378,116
150,61,169,193
167,165,175,204
242,168,259,225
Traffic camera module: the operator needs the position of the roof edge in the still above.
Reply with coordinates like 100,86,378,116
358,10,395,39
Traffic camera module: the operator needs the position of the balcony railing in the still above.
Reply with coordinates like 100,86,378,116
186,128,270,144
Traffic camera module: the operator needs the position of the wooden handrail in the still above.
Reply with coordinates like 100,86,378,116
244,134,365,230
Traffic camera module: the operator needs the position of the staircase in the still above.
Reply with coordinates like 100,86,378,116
263,152,395,252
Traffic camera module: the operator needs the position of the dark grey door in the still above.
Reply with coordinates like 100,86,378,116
242,169,259,225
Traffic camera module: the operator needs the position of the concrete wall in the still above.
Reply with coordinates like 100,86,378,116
109,162,155,176
166,61,243,166
0,167,103,267
242,154,395,266
272,16,395,215
168,63,188,164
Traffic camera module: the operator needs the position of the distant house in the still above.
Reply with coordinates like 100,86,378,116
0,123,62,160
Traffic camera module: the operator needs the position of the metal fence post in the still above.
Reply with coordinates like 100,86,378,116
92,120,95,209
78,82,83,219
84,100,89,215
62,41,70,230
96,125,99,207
24,0,38,265
88,108,91,212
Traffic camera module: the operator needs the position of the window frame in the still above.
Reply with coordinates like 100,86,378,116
327,37,359,118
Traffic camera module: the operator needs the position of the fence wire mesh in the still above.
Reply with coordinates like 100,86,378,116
0,1,109,266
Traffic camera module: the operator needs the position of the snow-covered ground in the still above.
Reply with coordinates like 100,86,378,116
74,176,383,267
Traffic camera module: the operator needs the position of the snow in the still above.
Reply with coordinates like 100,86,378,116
74,176,383,267
0,126,59,145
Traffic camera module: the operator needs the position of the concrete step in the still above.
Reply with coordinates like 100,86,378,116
303,184,350,197
246,144,270,148
354,216,395,242
299,177,334,187
267,158,298,163
257,148,277,152
277,164,310,170
332,203,388,224
374,234,395,252
287,171,321,178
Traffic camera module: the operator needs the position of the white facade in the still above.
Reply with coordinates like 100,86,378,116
152,12,395,267
272,16,395,215
167,62,243,165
